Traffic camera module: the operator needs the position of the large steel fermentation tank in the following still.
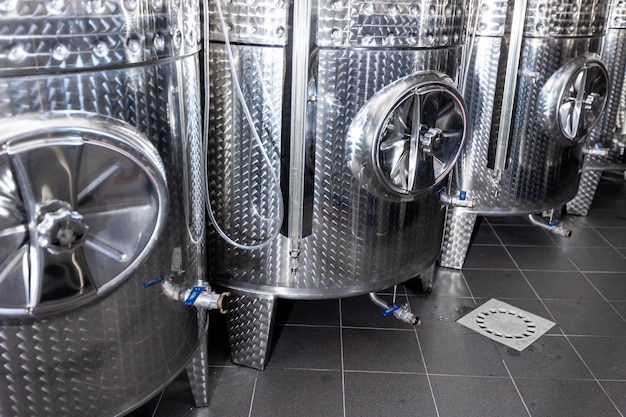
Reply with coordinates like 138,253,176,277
0,1,211,415
440,0,611,269
207,0,469,369
568,0,626,216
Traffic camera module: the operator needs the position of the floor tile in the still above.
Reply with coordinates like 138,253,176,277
516,379,622,417
596,227,626,248
408,296,479,333
543,300,626,336
418,331,508,377
342,328,424,373
612,301,626,319
274,299,340,326
563,247,626,272
344,372,437,417
249,369,343,417
496,336,592,379
267,326,341,370
506,246,576,271
584,272,626,301
341,294,414,329
492,225,556,246
430,375,529,417
203,367,257,417
463,245,517,270
568,336,626,380
472,219,501,245
584,209,626,228
524,270,604,300
602,381,626,415
462,269,537,299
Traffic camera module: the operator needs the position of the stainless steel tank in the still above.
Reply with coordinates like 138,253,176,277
567,0,626,216
440,0,611,269
0,1,210,415
206,0,469,369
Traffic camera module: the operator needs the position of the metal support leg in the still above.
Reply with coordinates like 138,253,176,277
186,310,210,407
225,293,276,370
439,210,478,270
418,263,436,293
566,170,603,216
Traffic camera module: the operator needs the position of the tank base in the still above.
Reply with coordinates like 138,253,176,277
567,169,603,216
186,311,210,407
225,293,276,370
439,210,478,270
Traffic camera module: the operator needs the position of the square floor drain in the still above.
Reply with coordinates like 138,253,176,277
457,299,556,351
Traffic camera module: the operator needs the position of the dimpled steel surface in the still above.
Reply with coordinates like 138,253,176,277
316,0,466,48
452,36,606,215
208,43,464,297
0,0,206,414
442,0,610,269
207,0,290,45
0,0,200,74
567,1,626,215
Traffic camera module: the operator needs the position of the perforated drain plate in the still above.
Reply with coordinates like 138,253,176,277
457,299,555,351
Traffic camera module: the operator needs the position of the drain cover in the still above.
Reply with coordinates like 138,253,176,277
457,299,555,351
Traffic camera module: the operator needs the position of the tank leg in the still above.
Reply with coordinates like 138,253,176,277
225,293,276,370
439,210,478,270
418,263,436,293
566,170,603,216
186,310,210,407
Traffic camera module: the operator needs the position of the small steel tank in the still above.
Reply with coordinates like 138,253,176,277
568,0,626,216
440,0,611,269
207,0,469,369
0,1,209,415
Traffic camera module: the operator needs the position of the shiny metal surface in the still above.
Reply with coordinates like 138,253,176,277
0,0,207,414
208,0,469,370
347,71,467,201
208,45,466,297
441,0,610,269
316,0,467,48
0,114,168,318
567,0,626,215
453,37,604,215
0,0,200,74
226,293,276,370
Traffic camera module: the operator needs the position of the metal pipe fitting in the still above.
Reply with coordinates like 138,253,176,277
368,293,420,326
440,191,477,209
527,214,572,239
162,279,230,313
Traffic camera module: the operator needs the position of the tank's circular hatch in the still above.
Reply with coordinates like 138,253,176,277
0,113,168,318
347,71,467,201
541,54,609,143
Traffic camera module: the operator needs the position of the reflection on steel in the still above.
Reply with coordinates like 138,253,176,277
206,0,469,368
441,0,611,269
0,0,208,415
567,0,626,216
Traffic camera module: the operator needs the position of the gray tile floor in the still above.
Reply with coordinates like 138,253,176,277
128,171,626,417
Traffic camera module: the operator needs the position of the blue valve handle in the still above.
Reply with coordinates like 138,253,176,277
184,286,205,305
382,304,401,317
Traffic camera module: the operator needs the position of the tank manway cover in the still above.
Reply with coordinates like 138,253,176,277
457,298,555,351
347,71,467,202
0,113,168,319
